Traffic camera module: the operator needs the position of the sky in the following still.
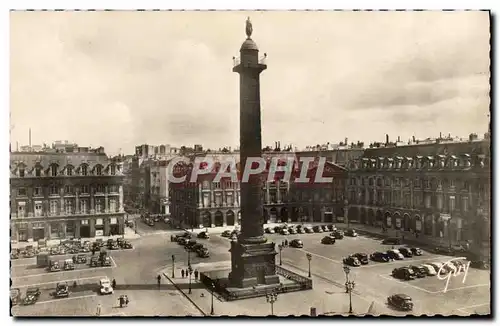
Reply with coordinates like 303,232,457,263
10,10,491,156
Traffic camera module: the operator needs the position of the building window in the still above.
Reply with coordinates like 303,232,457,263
462,197,468,212
35,167,41,177
81,185,89,194
96,218,103,226
81,219,89,225
110,165,116,175
51,164,58,177
19,168,25,178
50,185,58,195
109,185,118,193
81,165,88,176
67,166,73,176
213,182,221,189
96,185,104,193
18,188,27,196
65,199,73,214
50,200,58,215
110,199,117,212
34,203,43,217
17,202,26,217
96,165,102,176
34,187,42,196
65,185,74,194
81,199,88,214
96,199,103,213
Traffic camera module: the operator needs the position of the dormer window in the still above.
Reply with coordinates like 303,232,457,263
67,166,73,176
110,165,116,176
50,164,58,177
35,167,41,177
19,167,25,178
96,165,102,176
81,165,88,176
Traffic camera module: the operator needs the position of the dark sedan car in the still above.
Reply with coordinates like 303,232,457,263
398,247,413,258
313,226,324,233
387,294,414,311
370,251,390,262
288,227,297,235
408,265,426,278
221,230,232,237
382,237,402,245
343,256,361,267
410,247,423,256
330,230,344,239
321,236,336,245
197,231,210,239
433,247,455,256
345,229,358,237
392,267,416,281
352,253,369,265
290,239,304,248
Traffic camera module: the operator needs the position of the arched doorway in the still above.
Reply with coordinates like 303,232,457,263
424,214,433,236
394,212,401,230
376,210,383,227
367,209,375,226
270,207,278,223
291,207,299,222
360,209,366,225
384,212,392,229
202,211,211,228
226,210,235,226
403,213,411,231
214,211,224,227
280,207,289,223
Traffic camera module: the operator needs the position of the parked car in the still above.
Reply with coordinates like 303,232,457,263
296,227,305,234
387,249,404,260
410,247,423,256
392,267,416,280
330,230,344,239
64,259,75,271
428,262,444,273
382,237,402,245
192,243,204,253
321,225,329,232
345,229,358,237
101,256,112,267
11,251,19,259
197,248,210,258
90,256,100,267
265,227,275,234
326,224,337,232
433,246,455,256
387,294,414,311
122,240,133,249
72,254,87,264
147,220,155,227
420,264,437,276
108,241,120,250
177,237,188,246
313,226,324,233
343,256,361,267
185,240,198,251
288,227,297,234
469,260,490,270
99,278,114,295
197,231,210,239
49,261,61,272
280,228,290,235
441,262,457,274
305,227,314,234
370,252,390,262
408,265,426,278
55,282,69,298
289,239,304,248
221,230,232,237
23,287,41,305
24,250,35,258
352,253,369,265
321,236,336,245
10,288,21,306
107,239,114,247
398,247,413,258
450,259,468,271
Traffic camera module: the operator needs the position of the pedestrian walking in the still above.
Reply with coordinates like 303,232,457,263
112,278,116,289
91,248,96,256
194,270,199,280
119,296,124,308
284,239,288,247
181,269,185,278
157,274,161,288
96,303,102,316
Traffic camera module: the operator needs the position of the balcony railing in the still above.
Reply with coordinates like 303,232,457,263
232,55,267,68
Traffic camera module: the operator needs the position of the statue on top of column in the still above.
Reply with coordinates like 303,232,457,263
246,17,253,38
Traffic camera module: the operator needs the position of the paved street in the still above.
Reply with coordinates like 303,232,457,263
11,226,490,316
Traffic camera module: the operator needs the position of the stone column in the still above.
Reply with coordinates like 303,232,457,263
89,218,96,237
90,187,95,214
223,190,227,207
61,222,67,239
105,186,109,213
308,206,313,222
75,189,80,214
46,223,51,240
431,217,436,238
27,222,33,241
266,183,270,204
119,185,124,212
75,221,81,238
223,212,227,226
60,187,65,215
104,218,110,236
277,182,281,203
287,208,292,223
320,207,325,223
211,213,215,228
198,184,203,208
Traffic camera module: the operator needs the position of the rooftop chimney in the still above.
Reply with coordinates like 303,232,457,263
386,134,389,144
345,138,348,146
412,135,416,143
397,136,401,142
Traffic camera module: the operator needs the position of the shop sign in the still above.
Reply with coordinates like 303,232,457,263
96,218,103,226
96,230,104,236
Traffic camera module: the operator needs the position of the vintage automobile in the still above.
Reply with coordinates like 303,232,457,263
101,256,112,267
433,246,455,256
386,249,405,260
387,294,414,311
321,225,330,232
221,230,232,238
326,224,337,232
343,256,361,267
280,228,290,235
420,264,437,276
352,253,369,265
408,265,427,278
55,282,69,298
64,259,75,270
72,254,88,264
192,243,204,253
24,287,41,304
122,240,133,249
11,250,20,260
50,247,61,255
117,238,125,247
24,250,35,258
197,231,210,239
321,236,336,245
382,237,402,245
313,225,324,233
99,278,114,295
264,227,275,234
177,237,188,246
10,288,21,306
109,241,120,250
185,240,198,251
296,227,306,234
107,239,114,247
90,256,100,267
345,229,358,237
330,230,344,239
428,262,444,273
370,251,390,262
398,247,413,258
288,227,297,235
304,227,314,234
147,219,155,227
289,239,304,248
49,261,61,272
197,248,210,258
392,267,416,280
410,247,423,256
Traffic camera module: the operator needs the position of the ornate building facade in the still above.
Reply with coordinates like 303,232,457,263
169,158,348,229
346,138,491,261
10,149,126,242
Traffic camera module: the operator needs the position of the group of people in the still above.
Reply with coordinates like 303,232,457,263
180,269,199,279
280,239,290,247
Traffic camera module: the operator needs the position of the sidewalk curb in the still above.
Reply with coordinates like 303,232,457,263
163,272,207,317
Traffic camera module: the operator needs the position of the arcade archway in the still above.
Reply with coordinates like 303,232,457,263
214,211,224,227
202,211,211,228
226,210,235,226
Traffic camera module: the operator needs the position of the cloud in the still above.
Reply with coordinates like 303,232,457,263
10,11,490,155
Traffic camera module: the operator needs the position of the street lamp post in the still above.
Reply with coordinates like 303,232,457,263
278,244,283,266
171,254,175,278
306,253,312,278
343,265,355,314
266,291,278,316
188,265,193,294
210,279,217,315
